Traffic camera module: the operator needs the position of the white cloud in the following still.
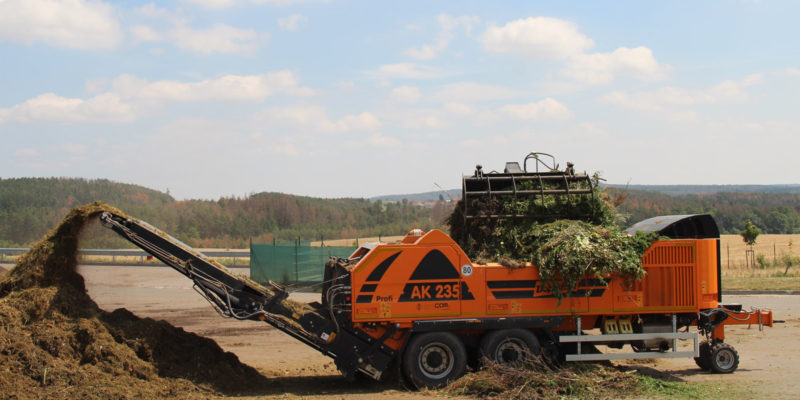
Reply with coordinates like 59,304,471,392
335,81,356,88
259,106,381,133
562,46,669,84
111,71,312,102
432,82,524,103
480,17,669,85
278,14,308,31
13,148,40,157
443,102,475,115
600,88,706,111
0,93,134,124
251,0,321,5
599,75,760,112
340,112,382,131
346,133,402,149
783,67,800,76
0,0,123,50
741,72,765,86
376,63,445,79
404,115,449,130
405,14,479,60
498,98,572,120
1,71,312,124
136,3,172,19
169,23,264,55
577,122,608,139
61,143,88,155
261,136,300,156
129,25,162,42
481,17,593,60
460,139,481,148
179,0,236,9
391,86,422,103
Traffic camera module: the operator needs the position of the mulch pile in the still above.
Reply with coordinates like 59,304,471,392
0,202,270,399
447,356,644,400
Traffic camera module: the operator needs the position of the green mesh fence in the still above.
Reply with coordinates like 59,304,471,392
250,240,357,286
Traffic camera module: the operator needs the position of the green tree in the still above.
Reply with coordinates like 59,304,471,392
740,219,761,246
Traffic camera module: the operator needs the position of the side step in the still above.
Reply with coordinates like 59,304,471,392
560,332,699,361
560,314,699,362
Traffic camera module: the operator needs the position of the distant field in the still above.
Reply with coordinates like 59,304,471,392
719,234,800,290
310,235,405,247
720,234,800,269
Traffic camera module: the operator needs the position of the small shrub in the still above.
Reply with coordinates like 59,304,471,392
782,253,800,275
756,254,770,269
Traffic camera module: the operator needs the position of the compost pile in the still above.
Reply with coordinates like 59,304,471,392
448,184,659,300
447,357,645,400
0,202,270,400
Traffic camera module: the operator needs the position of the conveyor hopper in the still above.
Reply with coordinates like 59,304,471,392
461,152,596,221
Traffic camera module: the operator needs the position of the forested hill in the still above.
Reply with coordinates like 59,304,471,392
0,178,176,247
608,188,800,234
0,178,447,248
1,178,799,248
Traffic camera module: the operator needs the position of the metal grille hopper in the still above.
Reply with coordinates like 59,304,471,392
461,152,596,221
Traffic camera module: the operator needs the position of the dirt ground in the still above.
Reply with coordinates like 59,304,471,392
2,263,797,399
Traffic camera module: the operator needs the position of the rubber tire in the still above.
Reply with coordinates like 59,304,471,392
479,329,541,365
694,341,712,370
541,340,561,367
402,332,467,389
708,342,739,374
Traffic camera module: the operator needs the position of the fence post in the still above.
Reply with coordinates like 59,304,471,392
295,236,299,284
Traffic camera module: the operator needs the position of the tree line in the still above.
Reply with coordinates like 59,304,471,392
609,188,800,234
1,178,798,249
0,178,448,248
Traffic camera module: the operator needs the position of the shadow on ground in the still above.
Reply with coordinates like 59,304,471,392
232,373,408,397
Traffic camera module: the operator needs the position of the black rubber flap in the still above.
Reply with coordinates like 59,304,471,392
625,214,720,239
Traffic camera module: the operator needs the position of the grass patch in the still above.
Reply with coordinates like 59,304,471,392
635,374,747,399
445,357,745,400
722,276,800,291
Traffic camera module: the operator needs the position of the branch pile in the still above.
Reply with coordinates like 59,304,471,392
447,356,643,400
448,185,660,301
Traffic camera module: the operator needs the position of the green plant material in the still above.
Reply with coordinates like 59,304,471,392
740,219,761,246
532,221,657,297
782,253,800,275
756,253,770,269
722,276,800,291
448,184,658,302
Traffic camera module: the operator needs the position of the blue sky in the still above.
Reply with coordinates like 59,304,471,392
2,0,799,200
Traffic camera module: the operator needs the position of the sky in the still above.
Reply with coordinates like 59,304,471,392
2,0,799,200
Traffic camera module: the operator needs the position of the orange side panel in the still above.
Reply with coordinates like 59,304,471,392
349,231,720,324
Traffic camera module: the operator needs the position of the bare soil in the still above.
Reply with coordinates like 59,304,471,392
76,265,428,399
72,265,799,399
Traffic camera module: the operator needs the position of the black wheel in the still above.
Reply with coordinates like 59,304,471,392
708,342,739,373
694,341,712,370
541,339,561,367
402,332,467,389
480,329,540,365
